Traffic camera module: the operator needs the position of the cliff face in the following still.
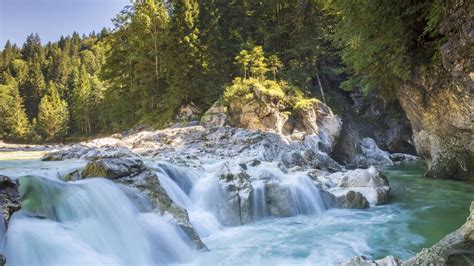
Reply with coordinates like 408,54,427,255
398,1,473,180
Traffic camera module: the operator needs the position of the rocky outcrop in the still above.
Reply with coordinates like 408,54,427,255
341,201,474,265
201,81,342,153
398,1,473,181
332,90,416,168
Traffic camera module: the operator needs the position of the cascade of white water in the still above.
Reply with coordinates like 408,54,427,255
251,180,268,220
3,175,195,265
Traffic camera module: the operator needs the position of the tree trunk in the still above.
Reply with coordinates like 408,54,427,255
316,72,326,104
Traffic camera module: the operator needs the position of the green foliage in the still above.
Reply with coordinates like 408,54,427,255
325,0,448,98
37,81,70,141
0,77,31,141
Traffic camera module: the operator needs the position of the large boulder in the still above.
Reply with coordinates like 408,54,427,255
324,167,391,206
81,157,146,179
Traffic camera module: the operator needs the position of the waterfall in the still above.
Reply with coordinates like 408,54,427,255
251,180,268,220
4,176,195,265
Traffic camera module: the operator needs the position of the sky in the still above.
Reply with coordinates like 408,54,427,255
0,0,131,48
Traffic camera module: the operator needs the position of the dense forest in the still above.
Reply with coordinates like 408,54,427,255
0,0,445,143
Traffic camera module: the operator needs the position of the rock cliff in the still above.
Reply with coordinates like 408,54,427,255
398,1,473,180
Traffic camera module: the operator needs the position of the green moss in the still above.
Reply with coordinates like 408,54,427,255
293,98,319,111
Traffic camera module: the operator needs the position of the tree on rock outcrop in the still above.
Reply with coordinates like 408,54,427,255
37,81,69,141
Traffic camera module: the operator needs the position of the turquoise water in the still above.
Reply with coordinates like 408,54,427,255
0,153,472,265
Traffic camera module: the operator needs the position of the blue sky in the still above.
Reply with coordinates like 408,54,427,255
0,0,131,47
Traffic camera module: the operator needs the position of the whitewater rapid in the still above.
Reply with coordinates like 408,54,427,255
0,154,471,265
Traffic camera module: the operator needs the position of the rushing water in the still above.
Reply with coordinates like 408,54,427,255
0,152,472,265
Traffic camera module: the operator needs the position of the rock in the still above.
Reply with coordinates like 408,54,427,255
81,158,146,179
397,1,473,181
389,153,420,163
334,190,369,209
217,164,254,225
332,90,416,167
338,255,401,266
359,138,393,166
265,182,291,217
0,176,21,227
42,145,139,161
174,102,201,122
201,101,228,127
326,167,390,206
403,201,474,265
116,170,207,250
0,254,5,266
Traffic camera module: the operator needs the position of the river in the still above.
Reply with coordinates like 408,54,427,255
0,151,472,265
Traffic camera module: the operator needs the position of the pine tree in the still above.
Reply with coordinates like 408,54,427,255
168,0,208,106
0,75,31,141
37,81,69,141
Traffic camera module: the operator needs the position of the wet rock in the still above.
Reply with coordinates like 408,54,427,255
389,153,420,163
116,170,207,250
326,167,390,206
42,145,139,161
334,191,369,209
265,182,291,217
358,138,393,166
218,164,253,225
339,255,401,266
0,176,21,226
82,158,146,179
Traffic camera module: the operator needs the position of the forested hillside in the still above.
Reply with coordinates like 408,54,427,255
0,0,452,143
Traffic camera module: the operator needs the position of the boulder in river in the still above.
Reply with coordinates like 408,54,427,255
81,157,146,179
324,166,391,206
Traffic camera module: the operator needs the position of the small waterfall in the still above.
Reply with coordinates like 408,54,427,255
4,176,195,265
251,180,268,220
286,175,331,216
